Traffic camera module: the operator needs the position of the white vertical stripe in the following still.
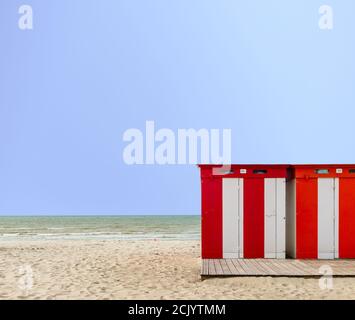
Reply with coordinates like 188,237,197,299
276,178,286,259
223,178,243,258
265,178,286,259
239,179,244,258
265,179,276,258
318,178,336,259
334,178,339,259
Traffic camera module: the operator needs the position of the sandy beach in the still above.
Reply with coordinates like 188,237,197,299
1,239,355,300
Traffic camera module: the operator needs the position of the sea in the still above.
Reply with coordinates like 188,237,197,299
0,216,200,241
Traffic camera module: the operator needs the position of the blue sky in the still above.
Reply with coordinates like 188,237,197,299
1,1,354,215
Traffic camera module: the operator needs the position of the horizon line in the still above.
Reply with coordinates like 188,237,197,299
0,213,200,217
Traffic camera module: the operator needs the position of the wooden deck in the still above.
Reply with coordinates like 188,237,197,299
201,259,355,277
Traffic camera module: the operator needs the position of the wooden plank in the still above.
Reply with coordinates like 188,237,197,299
267,259,285,274
201,259,355,277
245,259,264,275
231,259,248,275
294,260,319,274
263,259,290,276
220,259,232,275
225,259,239,275
214,259,224,275
272,260,303,276
245,259,267,275
289,260,317,276
270,260,291,275
342,261,355,274
208,259,216,275
238,259,260,275
254,259,273,275
335,263,354,275
283,261,309,276
204,259,209,275
315,261,341,276
201,260,207,275
255,259,279,275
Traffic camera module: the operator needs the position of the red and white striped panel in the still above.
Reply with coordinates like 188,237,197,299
288,177,355,259
222,178,286,259
287,178,340,259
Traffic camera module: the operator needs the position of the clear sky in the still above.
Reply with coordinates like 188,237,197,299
1,1,354,215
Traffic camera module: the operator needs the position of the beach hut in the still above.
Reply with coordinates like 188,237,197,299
199,165,289,259
286,165,355,259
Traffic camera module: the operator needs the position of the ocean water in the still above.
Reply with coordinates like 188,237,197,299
0,216,200,241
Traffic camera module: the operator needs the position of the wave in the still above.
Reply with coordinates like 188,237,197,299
0,232,199,241
0,216,200,241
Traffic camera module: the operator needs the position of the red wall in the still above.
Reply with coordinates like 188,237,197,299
339,179,355,258
201,177,222,258
296,179,318,259
244,179,265,258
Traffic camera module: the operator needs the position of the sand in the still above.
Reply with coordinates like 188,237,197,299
1,239,355,300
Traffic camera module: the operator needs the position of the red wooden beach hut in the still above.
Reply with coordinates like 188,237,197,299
199,164,289,259
286,165,355,259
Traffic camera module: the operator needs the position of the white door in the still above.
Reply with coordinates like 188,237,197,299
264,178,286,258
318,178,339,259
222,178,243,258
